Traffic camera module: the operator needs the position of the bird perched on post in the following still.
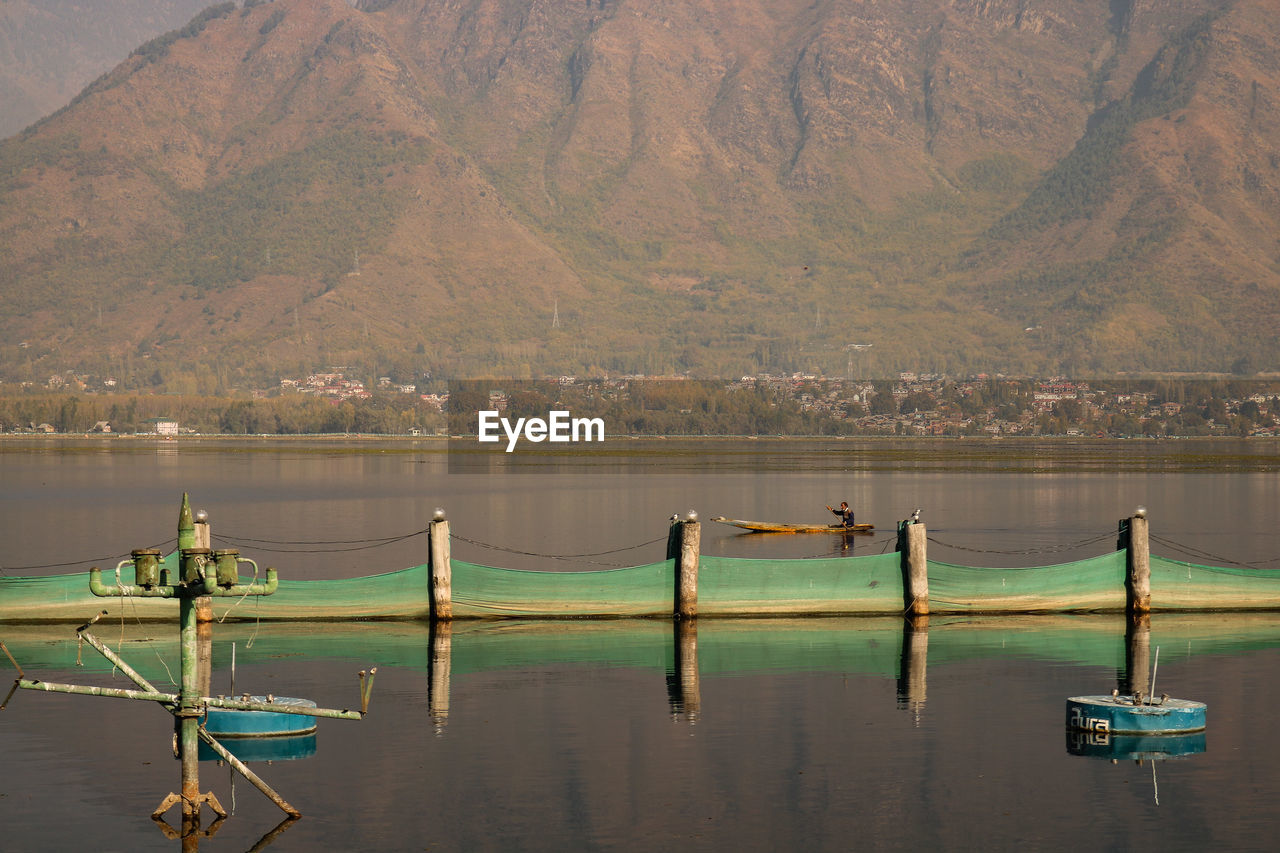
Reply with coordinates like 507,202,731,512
911,508,921,524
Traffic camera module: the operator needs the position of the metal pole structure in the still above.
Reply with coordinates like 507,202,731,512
15,493,375,832
179,594,206,818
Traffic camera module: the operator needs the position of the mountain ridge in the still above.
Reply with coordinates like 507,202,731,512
1,0,1277,391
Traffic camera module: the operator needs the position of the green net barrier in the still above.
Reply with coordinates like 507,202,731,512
7,546,1280,623
451,559,675,617
698,553,905,615
0,561,172,622
247,566,433,620
0,557,436,622
1151,555,1280,610
926,551,1128,612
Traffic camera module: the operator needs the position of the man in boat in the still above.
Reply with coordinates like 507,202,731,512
826,501,855,528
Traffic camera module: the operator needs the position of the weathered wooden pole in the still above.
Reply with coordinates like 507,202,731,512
898,518,929,616
1121,511,1151,616
670,513,700,620
428,509,452,621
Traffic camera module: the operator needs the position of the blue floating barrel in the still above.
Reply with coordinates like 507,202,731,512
1066,695,1206,735
205,696,317,738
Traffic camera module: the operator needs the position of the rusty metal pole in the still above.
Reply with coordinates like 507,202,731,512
193,509,213,701
178,593,201,817
175,494,204,820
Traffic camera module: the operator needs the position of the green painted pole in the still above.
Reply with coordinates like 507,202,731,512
178,594,200,816
178,493,195,551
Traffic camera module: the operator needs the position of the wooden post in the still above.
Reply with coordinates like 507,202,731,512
429,514,452,621
672,516,700,620
1123,513,1151,616
899,519,929,616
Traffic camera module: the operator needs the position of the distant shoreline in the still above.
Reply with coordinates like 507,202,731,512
1,432,1274,443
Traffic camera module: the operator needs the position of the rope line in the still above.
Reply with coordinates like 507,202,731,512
219,533,427,554
219,529,429,546
2,538,176,573
1149,533,1278,569
452,533,669,561
925,531,1114,557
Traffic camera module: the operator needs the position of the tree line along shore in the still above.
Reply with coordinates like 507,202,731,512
1,376,1278,438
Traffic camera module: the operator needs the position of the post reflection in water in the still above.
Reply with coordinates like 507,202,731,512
1125,614,1152,697
666,620,701,721
429,620,451,732
897,615,929,720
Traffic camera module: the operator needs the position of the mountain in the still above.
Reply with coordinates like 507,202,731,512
1,0,1277,391
0,1,216,139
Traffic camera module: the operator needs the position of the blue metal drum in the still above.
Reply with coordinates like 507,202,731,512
204,696,317,738
1066,695,1206,735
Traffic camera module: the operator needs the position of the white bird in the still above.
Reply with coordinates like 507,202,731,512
910,508,921,523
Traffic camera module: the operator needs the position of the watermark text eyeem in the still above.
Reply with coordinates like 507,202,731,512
477,410,605,452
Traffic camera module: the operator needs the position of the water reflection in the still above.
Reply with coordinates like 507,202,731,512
1065,730,1207,761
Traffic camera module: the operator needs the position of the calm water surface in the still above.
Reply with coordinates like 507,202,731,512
2,437,1279,851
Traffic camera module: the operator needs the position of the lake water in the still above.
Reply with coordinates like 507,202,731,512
2,437,1279,851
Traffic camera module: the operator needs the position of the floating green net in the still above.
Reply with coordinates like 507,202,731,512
699,553,904,615
5,545,1280,622
927,551,1128,612
452,559,674,618
1151,555,1280,610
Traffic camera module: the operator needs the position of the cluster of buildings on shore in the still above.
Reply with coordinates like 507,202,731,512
11,369,1280,438
737,373,1279,437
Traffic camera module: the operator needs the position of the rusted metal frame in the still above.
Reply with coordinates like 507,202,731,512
89,566,279,599
360,667,377,714
196,725,301,817
17,679,177,703
76,629,169,699
1,640,22,710
203,694,366,720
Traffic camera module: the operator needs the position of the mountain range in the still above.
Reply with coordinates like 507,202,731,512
1,0,1277,391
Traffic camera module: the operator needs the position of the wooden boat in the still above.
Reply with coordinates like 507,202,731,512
710,517,874,535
